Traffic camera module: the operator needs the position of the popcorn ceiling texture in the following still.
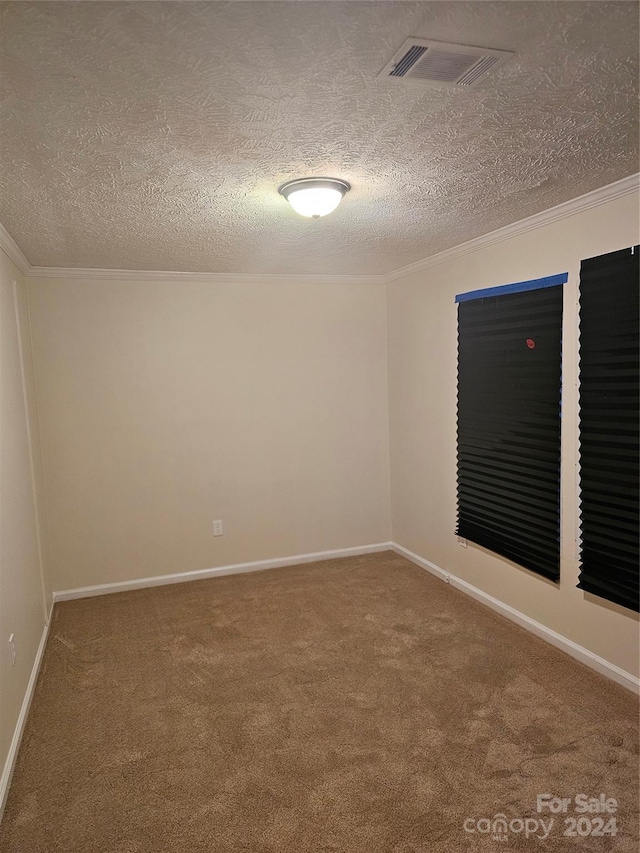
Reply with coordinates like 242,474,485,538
0,1,638,276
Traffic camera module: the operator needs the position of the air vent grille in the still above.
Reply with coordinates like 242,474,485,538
390,44,427,77
457,54,501,86
379,38,514,89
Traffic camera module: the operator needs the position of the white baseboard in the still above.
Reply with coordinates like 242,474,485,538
0,606,53,820
391,542,640,694
53,542,393,602
50,539,638,693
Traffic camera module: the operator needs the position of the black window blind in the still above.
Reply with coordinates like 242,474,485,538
577,246,639,613
456,276,564,581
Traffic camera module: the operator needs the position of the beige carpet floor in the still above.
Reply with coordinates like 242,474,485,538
0,551,638,852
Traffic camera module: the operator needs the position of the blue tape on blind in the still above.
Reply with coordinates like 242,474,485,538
455,272,568,304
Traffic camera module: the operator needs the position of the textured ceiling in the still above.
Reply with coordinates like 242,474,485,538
0,1,638,276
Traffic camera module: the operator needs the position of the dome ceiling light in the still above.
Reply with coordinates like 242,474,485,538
278,177,350,219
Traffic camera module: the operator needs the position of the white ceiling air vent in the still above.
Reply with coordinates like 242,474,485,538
379,38,514,89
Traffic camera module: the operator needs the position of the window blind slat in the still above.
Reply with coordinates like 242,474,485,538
457,283,563,580
578,245,639,613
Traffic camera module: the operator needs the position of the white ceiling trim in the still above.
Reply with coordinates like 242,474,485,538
385,173,640,283
5,173,638,286
0,222,31,275
25,267,385,286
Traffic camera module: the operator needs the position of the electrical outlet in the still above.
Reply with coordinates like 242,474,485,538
212,520,224,537
8,633,16,667
458,536,467,548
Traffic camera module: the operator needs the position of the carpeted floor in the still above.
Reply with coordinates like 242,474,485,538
0,551,638,852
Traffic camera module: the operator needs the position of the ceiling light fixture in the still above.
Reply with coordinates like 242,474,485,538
278,177,350,219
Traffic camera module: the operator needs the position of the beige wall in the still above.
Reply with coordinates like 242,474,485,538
0,249,50,792
26,278,391,592
2,183,637,814
5,183,637,708
387,190,640,677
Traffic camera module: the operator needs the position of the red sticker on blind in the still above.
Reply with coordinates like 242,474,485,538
526,338,536,349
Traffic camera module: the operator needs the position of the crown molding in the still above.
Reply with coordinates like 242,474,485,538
6,173,638,285
27,266,385,286
0,222,32,275
385,172,640,283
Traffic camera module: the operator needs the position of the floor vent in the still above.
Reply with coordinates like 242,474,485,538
379,38,514,89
